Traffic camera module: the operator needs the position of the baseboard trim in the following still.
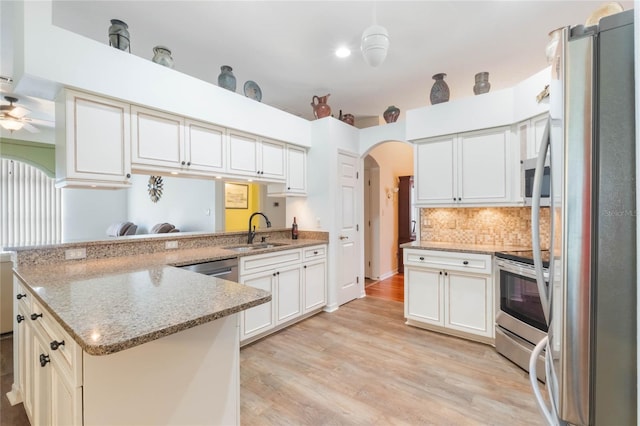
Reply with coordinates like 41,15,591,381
378,270,398,281
6,384,23,406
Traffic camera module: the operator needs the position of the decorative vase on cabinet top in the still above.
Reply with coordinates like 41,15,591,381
430,73,450,105
339,111,355,125
108,19,130,52
218,65,237,92
383,105,400,123
152,46,174,68
473,72,490,95
311,94,331,119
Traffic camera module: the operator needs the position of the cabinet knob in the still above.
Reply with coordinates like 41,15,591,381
30,313,43,321
187,161,191,166
39,354,50,367
419,256,424,261
273,272,277,277
458,197,461,201
181,161,186,165
453,197,456,201
444,271,448,276
287,187,291,190
304,265,307,269
16,293,26,300
463,261,469,265
50,340,65,351
276,271,280,275
126,173,131,179
16,314,24,323
439,271,443,275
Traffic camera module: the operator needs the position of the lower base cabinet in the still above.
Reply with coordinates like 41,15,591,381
240,245,327,344
404,248,494,343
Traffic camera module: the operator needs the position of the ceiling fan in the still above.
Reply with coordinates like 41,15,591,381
0,96,39,133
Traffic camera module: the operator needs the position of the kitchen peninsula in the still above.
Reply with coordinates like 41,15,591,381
7,230,328,425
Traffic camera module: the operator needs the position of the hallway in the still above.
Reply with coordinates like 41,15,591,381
365,273,404,303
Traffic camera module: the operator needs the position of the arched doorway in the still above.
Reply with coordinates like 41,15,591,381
361,140,414,301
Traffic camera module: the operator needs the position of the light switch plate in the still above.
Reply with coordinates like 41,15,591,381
165,241,178,249
65,248,86,260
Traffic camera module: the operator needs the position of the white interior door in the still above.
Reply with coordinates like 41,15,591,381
337,152,360,305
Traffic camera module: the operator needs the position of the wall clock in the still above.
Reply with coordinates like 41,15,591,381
147,175,163,203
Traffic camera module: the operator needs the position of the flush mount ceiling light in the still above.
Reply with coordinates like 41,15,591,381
335,46,351,58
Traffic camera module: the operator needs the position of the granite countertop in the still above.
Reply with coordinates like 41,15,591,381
400,241,532,255
14,239,328,356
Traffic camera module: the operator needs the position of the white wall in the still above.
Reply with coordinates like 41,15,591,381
366,142,413,278
61,188,128,242
127,174,216,234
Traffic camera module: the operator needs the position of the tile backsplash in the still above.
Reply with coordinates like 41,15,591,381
420,207,550,248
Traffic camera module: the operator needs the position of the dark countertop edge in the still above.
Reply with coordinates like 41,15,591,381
82,294,272,356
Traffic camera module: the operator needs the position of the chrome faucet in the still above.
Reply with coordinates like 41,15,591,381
247,212,271,244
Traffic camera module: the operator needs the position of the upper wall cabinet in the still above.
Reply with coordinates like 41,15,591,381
184,120,226,175
131,106,184,172
518,113,548,160
267,144,307,197
415,126,518,207
55,90,132,189
227,130,285,182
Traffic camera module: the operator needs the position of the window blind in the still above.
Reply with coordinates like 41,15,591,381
0,159,62,248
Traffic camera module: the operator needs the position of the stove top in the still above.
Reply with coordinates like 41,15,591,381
495,250,550,268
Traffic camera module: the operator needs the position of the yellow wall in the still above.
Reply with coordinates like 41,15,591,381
225,183,263,232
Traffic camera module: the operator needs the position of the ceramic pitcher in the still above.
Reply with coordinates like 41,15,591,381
311,94,331,119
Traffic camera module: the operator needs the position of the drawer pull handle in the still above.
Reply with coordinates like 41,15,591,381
16,293,26,300
313,251,318,255
50,340,65,351
463,261,469,265
39,354,50,367
419,256,424,261
30,313,43,321
16,314,24,323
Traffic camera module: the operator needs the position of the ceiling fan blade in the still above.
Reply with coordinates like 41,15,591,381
8,105,30,119
22,122,40,133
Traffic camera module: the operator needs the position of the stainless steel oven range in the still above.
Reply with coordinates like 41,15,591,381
494,250,549,381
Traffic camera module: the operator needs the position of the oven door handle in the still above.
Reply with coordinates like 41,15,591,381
531,117,551,325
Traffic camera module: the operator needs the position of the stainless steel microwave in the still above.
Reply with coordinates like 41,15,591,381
523,157,550,206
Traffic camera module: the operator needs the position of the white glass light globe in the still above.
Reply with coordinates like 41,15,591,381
361,24,389,67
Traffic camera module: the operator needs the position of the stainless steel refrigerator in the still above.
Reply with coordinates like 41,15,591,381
529,10,636,426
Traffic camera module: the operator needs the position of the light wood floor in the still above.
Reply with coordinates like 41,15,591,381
241,296,545,425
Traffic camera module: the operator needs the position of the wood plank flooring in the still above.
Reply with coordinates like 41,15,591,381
241,296,545,425
365,273,404,303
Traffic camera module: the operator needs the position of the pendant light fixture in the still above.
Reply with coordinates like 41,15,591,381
361,3,389,67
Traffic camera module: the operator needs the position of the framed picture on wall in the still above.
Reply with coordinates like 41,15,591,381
225,183,249,209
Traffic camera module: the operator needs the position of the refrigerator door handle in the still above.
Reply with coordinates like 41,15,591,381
531,117,551,324
529,336,560,426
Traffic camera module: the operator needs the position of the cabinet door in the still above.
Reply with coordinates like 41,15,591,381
131,106,184,169
404,266,444,326
458,128,510,203
32,331,52,426
228,131,259,176
445,271,493,338
259,139,286,180
50,364,82,426
275,265,302,324
184,120,226,173
58,91,131,188
17,302,33,417
240,272,274,339
415,137,456,204
530,114,549,159
286,145,307,194
303,259,326,313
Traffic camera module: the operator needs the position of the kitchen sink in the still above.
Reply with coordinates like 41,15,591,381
223,242,290,252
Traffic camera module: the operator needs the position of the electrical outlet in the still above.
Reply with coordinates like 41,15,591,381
165,241,178,250
65,248,86,260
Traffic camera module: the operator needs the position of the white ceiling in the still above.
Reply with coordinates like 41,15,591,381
0,0,635,128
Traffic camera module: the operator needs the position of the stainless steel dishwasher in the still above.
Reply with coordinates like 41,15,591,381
178,257,238,282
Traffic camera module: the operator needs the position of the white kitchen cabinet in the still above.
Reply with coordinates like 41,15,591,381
275,265,303,325
12,280,82,426
414,126,516,206
302,245,327,313
227,130,285,181
518,113,549,160
239,245,327,344
55,89,132,189
184,119,227,174
267,144,308,197
403,249,494,343
131,105,184,171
